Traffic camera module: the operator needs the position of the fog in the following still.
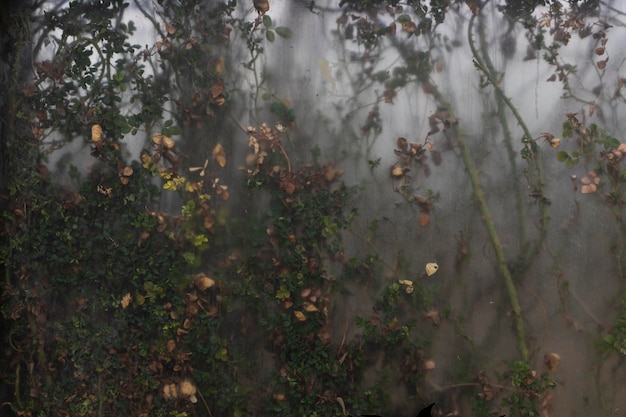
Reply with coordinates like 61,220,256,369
29,0,626,415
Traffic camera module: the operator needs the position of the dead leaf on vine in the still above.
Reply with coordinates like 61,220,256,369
254,0,270,14
434,57,444,73
580,172,600,194
401,21,417,33
597,57,608,70
424,310,440,326
216,184,229,200
163,136,175,149
120,293,132,309
466,0,480,15
544,352,561,371
389,22,397,36
179,380,198,403
166,339,176,352
303,302,318,312
398,279,414,294
152,134,175,149
397,137,408,150
425,262,439,276
193,273,215,291
418,213,430,226
324,166,343,182
214,56,225,74
294,311,306,321
391,163,408,179
91,124,102,143
212,143,227,167
211,80,224,98
189,159,209,176
165,22,176,35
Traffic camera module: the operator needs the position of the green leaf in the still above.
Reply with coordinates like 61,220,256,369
562,120,574,137
605,137,621,148
163,125,182,136
396,14,412,24
556,151,570,162
263,15,272,28
266,29,275,42
275,26,292,39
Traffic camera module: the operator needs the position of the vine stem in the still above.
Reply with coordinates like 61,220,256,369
463,12,529,361
468,11,549,267
420,16,529,362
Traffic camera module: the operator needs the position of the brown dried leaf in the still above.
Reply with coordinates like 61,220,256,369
544,352,561,371
212,143,227,167
211,80,224,98
166,339,176,352
397,137,408,150
401,21,417,33
294,311,306,321
193,273,215,291
120,293,132,309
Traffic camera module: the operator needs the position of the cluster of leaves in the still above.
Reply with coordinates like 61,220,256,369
2,1,234,416
30,1,145,147
231,123,378,415
1,127,203,416
471,362,556,417
555,115,626,201
2,13,431,413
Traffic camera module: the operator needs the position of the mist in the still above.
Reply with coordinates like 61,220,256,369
4,0,626,416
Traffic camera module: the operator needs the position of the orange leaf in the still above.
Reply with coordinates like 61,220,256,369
211,80,224,98
212,143,226,167
418,213,430,226
466,0,480,15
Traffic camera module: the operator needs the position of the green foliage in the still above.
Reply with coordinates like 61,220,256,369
501,361,556,417
6,1,626,416
1,135,194,415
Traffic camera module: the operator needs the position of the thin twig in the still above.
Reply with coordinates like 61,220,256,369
197,390,214,417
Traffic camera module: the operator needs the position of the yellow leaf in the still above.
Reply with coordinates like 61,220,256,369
425,262,439,276
91,124,102,143
294,311,306,321
303,302,318,312
214,56,225,74
120,292,132,309
163,136,175,149
212,143,227,167
193,273,215,291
